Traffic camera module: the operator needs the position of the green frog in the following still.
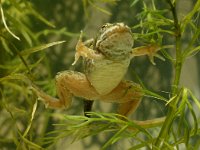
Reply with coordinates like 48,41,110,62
33,23,162,116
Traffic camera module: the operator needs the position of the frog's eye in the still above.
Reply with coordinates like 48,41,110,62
101,23,112,29
101,24,107,29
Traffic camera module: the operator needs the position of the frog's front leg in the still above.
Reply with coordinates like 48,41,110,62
72,31,104,65
131,44,165,65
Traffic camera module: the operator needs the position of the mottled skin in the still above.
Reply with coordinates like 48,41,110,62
33,23,161,116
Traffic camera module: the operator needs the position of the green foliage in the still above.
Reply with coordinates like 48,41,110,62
0,0,200,150
44,112,166,150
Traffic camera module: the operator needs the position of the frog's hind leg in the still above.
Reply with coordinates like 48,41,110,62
32,84,72,109
100,81,144,116
117,100,142,116
33,70,99,109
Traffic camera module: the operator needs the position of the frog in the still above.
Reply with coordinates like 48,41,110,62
33,23,162,116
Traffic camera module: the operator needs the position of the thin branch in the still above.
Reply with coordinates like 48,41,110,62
0,4,20,40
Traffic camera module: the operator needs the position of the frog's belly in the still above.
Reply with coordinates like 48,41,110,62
86,59,130,95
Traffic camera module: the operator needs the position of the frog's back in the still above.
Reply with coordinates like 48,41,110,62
85,58,130,95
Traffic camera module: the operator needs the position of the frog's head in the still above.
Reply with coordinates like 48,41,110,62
96,23,133,60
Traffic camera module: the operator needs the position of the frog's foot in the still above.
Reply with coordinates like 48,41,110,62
131,44,165,65
72,31,104,65
100,81,144,116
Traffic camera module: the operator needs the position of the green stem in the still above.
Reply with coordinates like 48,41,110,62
154,0,183,148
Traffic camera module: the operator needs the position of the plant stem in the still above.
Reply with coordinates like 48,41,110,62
154,0,183,148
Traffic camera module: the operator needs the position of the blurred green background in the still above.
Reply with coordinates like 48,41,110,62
0,0,199,149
